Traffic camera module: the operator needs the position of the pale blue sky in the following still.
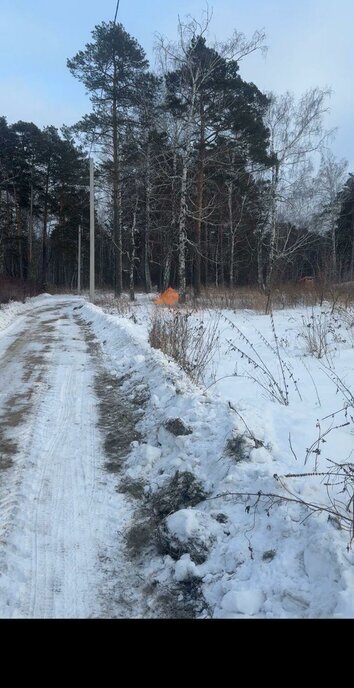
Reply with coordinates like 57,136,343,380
0,0,353,167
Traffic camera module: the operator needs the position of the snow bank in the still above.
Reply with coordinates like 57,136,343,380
0,293,57,337
79,298,354,618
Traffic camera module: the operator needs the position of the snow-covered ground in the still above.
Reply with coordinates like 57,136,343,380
1,292,353,618
88,292,354,618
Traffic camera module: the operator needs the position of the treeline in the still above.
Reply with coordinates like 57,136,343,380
1,15,354,297
0,119,91,289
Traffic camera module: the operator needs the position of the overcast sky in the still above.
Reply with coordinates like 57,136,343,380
0,0,353,168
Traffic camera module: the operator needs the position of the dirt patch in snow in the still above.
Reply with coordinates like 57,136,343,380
164,418,192,436
95,371,141,471
0,429,17,469
22,352,46,383
0,309,55,474
75,315,142,473
118,476,146,500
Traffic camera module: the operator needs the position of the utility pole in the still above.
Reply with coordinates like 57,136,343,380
77,224,82,294
90,158,95,302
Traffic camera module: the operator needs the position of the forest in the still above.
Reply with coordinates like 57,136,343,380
1,15,354,301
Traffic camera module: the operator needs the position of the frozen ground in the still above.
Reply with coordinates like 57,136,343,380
0,293,353,618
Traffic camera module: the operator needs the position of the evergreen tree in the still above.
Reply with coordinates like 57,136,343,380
68,21,149,295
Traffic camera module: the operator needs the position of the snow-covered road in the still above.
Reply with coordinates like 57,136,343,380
0,297,122,618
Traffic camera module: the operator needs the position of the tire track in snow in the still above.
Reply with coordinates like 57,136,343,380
0,299,109,618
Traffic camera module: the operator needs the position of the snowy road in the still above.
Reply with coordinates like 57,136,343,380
0,297,123,618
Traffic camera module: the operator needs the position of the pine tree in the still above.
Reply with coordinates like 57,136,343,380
68,21,149,295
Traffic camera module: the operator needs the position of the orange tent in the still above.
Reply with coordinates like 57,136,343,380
154,287,180,306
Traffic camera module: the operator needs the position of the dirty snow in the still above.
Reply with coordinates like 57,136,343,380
1,292,353,618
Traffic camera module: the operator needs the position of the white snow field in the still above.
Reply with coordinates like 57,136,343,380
0,293,353,618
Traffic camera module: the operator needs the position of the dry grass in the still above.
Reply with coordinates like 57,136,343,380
149,308,220,384
188,282,354,313
300,311,332,359
94,292,132,316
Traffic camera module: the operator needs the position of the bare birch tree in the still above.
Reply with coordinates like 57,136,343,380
313,151,348,279
264,88,331,289
156,10,267,300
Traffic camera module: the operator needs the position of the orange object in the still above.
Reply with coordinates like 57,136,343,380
154,287,180,306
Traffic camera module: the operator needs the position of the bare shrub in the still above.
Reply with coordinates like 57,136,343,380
223,312,302,406
335,306,354,347
300,309,348,358
96,293,132,317
300,310,331,358
210,458,354,547
149,308,220,384
336,305,354,330
279,459,354,546
320,364,354,420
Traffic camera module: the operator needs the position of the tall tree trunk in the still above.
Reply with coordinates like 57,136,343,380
204,222,209,287
129,197,138,302
266,161,279,289
215,233,219,287
178,86,196,303
257,232,265,290
178,153,188,302
194,105,205,297
15,197,24,281
331,219,337,280
42,172,50,290
144,141,152,292
162,245,173,292
163,149,177,291
350,222,354,280
228,180,234,288
229,235,235,289
219,226,225,287
112,70,123,296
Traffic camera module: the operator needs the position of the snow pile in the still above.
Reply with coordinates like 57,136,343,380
81,298,354,618
0,293,55,336
0,300,27,333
